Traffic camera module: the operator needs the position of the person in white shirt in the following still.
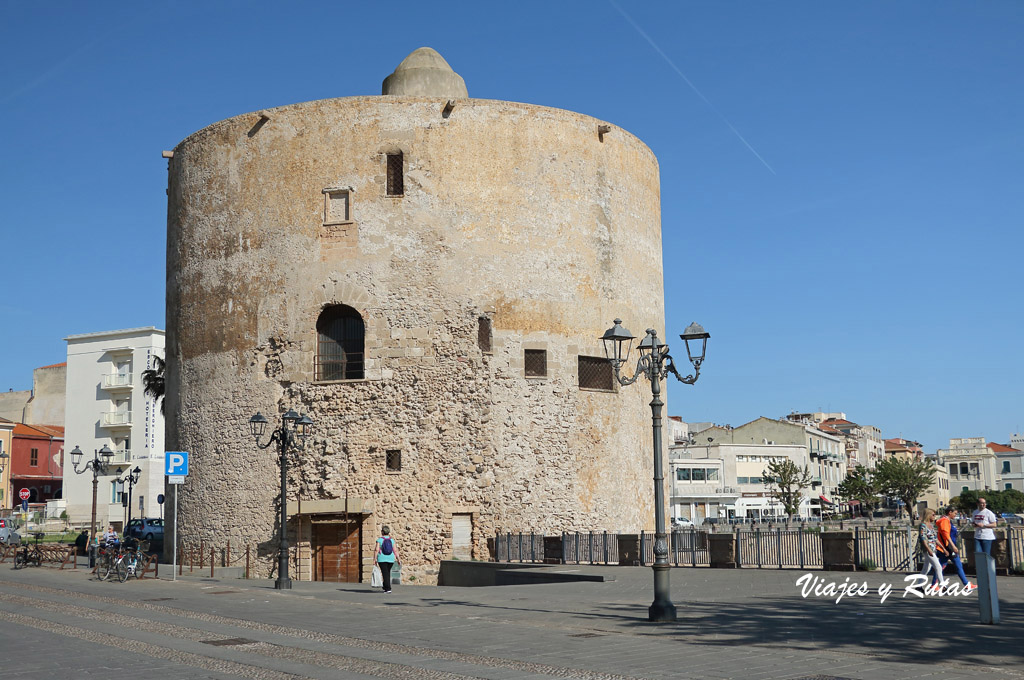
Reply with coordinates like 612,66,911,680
972,497,998,555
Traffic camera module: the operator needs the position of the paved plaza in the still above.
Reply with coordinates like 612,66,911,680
0,562,1021,679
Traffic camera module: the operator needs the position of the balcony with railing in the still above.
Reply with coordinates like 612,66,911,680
108,449,131,464
100,412,133,428
101,373,133,391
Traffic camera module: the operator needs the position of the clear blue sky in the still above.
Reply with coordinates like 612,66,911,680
2,1,1021,452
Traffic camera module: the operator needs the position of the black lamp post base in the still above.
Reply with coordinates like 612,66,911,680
648,600,677,622
275,577,292,590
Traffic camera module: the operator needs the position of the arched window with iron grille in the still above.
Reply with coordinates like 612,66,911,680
316,305,364,380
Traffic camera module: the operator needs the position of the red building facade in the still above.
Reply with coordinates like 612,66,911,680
10,424,64,507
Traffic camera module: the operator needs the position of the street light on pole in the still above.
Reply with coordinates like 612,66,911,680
116,466,142,529
601,319,710,623
0,451,8,507
248,408,313,590
70,445,115,544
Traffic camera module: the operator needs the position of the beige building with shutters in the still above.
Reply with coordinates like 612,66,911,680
165,48,668,584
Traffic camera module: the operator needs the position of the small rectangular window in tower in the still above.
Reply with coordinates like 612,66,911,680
323,188,352,225
578,356,614,391
524,349,547,377
386,449,402,472
477,316,492,353
386,152,404,196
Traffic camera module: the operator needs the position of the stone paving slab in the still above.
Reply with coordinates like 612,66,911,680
0,564,1020,679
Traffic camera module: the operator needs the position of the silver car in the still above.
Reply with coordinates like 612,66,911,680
0,519,21,546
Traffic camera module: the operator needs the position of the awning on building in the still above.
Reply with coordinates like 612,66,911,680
819,494,834,506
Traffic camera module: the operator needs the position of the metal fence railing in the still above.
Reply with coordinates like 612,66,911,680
494,525,1024,572
563,531,619,565
852,527,915,572
494,532,546,563
1009,526,1024,571
737,528,822,569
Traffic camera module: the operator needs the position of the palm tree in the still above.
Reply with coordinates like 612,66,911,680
142,355,165,415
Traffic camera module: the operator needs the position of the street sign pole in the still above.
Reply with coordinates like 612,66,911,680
165,451,189,583
173,485,178,582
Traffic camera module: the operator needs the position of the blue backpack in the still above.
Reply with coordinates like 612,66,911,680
381,537,393,555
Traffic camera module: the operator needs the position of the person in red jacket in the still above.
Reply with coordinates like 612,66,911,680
935,507,975,590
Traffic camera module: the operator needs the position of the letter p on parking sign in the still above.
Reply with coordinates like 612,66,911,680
166,451,189,476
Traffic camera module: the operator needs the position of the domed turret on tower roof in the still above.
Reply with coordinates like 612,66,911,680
382,47,468,98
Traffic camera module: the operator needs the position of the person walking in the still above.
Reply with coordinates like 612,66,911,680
374,525,401,593
934,507,975,591
972,497,998,555
918,509,946,592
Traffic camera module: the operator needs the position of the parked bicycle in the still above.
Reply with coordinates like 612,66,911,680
95,539,119,581
13,533,45,569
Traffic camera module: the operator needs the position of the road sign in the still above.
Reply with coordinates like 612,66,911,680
19,488,30,501
165,451,189,476
21,499,28,512
168,475,185,485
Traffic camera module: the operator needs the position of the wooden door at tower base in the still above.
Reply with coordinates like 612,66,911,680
313,521,361,582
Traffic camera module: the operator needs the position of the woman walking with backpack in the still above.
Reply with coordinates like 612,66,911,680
374,525,401,593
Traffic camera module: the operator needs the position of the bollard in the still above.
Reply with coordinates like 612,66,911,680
211,546,215,578
226,541,231,568
976,552,1000,624
246,545,251,579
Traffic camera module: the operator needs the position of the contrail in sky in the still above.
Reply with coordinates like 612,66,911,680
610,0,777,175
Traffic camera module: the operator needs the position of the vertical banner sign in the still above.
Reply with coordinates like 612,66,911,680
165,452,189,581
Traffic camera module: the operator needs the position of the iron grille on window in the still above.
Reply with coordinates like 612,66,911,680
524,349,547,377
386,449,402,471
578,356,614,391
386,152,404,196
478,317,492,353
316,305,365,380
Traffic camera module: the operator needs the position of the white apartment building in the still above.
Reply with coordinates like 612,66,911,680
938,437,998,494
63,328,165,531
670,440,818,522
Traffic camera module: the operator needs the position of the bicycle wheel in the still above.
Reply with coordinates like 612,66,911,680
14,552,26,569
116,557,129,582
96,553,111,581
30,551,42,567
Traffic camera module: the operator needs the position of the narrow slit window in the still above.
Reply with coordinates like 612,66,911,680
386,152,404,196
577,356,613,391
478,317,492,353
524,349,547,377
386,449,402,472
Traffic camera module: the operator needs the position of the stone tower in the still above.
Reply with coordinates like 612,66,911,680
165,47,666,584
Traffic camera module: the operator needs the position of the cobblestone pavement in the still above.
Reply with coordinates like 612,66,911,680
0,563,1021,679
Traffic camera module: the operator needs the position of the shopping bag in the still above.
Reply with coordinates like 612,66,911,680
390,562,401,586
371,564,383,588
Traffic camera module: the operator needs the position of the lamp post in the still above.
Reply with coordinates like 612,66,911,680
248,408,313,590
0,451,8,508
70,445,115,543
601,319,710,622
116,466,142,529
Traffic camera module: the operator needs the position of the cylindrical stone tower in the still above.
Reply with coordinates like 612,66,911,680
165,47,666,584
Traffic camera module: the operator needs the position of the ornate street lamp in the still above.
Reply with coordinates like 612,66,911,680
248,408,313,589
0,451,8,504
601,319,710,622
116,466,143,529
70,444,115,544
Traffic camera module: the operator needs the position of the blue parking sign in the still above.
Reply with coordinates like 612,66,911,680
166,451,189,476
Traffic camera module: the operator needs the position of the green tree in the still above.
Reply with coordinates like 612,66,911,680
142,355,166,415
836,465,879,516
874,456,937,519
764,458,813,519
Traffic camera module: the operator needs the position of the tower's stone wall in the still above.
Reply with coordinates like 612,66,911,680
166,93,666,584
